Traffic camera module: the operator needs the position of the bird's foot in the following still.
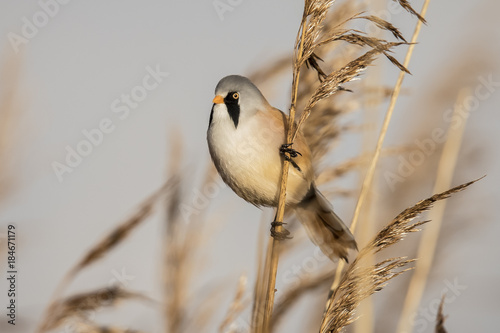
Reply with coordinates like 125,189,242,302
279,143,302,161
270,221,292,241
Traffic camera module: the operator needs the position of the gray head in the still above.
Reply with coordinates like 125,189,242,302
210,75,270,128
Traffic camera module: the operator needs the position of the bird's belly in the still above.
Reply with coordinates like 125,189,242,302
209,125,282,206
208,119,308,207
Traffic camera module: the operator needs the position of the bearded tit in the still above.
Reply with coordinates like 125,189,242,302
207,75,356,261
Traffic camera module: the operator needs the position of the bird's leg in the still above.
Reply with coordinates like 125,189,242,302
273,145,299,240
279,143,302,161
270,220,292,241
280,143,303,172
270,211,291,240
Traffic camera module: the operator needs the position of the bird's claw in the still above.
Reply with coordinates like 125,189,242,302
270,221,292,240
280,143,302,161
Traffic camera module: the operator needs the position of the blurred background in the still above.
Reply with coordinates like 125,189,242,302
0,0,499,332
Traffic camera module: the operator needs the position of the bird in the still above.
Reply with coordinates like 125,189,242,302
207,75,357,261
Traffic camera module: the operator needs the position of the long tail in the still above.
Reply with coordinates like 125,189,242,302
294,186,357,262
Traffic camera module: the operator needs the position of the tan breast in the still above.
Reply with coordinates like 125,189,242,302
208,102,314,207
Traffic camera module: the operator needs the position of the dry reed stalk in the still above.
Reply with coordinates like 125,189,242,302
293,42,407,142
258,3,311,332
70,322,146,333
327,0,430,309
249,55,291,87
352,203,376,333
0,55,22,200
269,268,334,330
302,103,344,164
290,3,415,138
163,137,219,333
260,230,284,333
39,286,149,332
255,1,419,330
352,58,386,333
163,137,186,333
435,296,448,333
250,1,368,166
316,145,412,186
75,184,171,272
251,212,273,331
37,181,172,333
163,176,185,333
190,285,231,333
347,0,430,232
219,274,249,333
320,179,479,332
251,220,265,327
396,88,472,333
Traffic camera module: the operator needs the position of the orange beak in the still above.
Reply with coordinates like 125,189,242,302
212,95,224,104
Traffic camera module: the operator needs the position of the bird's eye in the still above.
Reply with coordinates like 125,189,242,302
232,92,239,100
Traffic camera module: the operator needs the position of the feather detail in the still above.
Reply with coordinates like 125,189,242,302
294,186,357,261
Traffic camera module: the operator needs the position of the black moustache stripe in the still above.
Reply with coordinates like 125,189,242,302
209,104,215,127
208,102,240,129
226,103,240,128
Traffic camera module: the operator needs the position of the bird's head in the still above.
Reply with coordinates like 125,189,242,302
210,75,270,128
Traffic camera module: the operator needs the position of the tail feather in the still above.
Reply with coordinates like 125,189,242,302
294,186,357,262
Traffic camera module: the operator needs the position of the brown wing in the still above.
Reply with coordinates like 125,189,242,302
257,106,314,204
267,107,313,180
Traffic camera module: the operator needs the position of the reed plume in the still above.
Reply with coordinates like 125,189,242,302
31,1,490,333
256,1,424,331
320,179,479,332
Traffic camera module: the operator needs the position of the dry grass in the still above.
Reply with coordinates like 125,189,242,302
258,0,425,331
269,268,334,330
397,87,472,333
39,286,150,332
0,53,23,201
326,0,430,314
435,296,448,333
37,181,172,333
320,179,478,332
219,275,249,333
28,0,492,332
162,141,219,333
